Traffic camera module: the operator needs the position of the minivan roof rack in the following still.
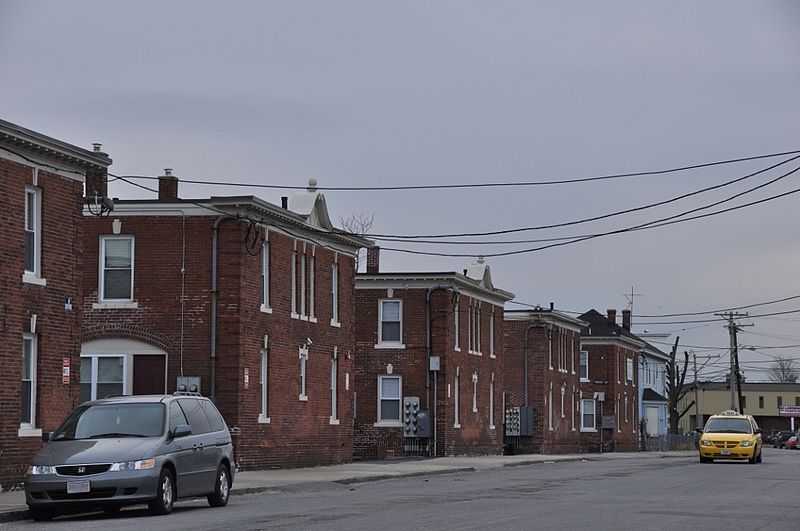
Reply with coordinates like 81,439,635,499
172,391,202,397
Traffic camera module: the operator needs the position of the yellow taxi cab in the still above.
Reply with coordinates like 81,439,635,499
697,410,763,464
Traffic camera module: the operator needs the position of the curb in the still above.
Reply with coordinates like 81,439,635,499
0,509,29,524
334,466,476,485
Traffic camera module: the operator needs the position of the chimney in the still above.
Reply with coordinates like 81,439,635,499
550,302,554,311
622,309,631,331
84,143,108,198
281,196,288,209
607,309,617,326
366,246,380,273
158,168,178,200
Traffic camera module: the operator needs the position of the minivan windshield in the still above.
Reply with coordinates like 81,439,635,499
704,417,752,434
53,403,165,440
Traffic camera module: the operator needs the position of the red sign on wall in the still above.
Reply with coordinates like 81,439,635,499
244,368,249,390
62,357,71,384
779,405,800,417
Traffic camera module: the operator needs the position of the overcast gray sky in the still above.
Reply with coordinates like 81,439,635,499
2,1,799,381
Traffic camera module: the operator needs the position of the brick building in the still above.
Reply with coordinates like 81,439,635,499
353,250,514,459
503,306,586,454
81,176,368,469
0,119,111,486
578,309,644,452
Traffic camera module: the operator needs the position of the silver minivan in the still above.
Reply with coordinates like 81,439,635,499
24,392,234,521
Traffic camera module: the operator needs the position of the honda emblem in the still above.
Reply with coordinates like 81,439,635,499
77,466,86,474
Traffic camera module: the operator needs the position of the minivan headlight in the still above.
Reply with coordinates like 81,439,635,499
740,440,752,447
26,465,56,475
109,459,155,471
701,440,712,447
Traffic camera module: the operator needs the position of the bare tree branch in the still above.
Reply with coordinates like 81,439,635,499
339,212,375,271
768,355,799,383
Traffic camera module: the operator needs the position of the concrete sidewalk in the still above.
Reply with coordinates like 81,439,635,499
0,450,695,522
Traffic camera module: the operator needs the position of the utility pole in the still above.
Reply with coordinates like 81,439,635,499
715,312,753,412
693,352,699,428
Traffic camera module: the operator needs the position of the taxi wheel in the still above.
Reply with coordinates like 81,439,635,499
748,452,757,464
699,455,711,463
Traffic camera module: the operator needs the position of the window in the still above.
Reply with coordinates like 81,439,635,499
796,396,800,406
24,187,42,278
624,394,629,422
467,301,473,352
580,351,589,381
300,252,307,317
330,348,339,424
489,373,495,429
80,355,126,403
548,383,553,431
581,399,596,431
100,236,134,301
561,384,566,418
489,307,495,357
291,249,298,316
571,337,575,374
178,398,211,435
299,345,309,401
626,358,634,382
454,370,461,427
330,262,339,325
471,373,478,413
468,300,481,354
454,295,460,351
259,346,269,422
169,401,189,432
309,252,316,320
378,375,401,424
378,299,402,345
758,396,764,409
21,335,37,427
548,332,553,370
571,386,576,431
777,396,783,408
261,242,270,311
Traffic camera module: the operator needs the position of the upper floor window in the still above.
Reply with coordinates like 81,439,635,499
626,358,634,382
100,236,134,301
489,307,495,357
331,262,340,326
291,249,298,315
378,299,402,346
24,187,42,278
580,351,589,381
454,295,460,351
261,242,271,311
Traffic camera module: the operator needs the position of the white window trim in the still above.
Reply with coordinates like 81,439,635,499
259,347,270,423
561,384,566,419
571,337,576,374
489,307,495,358
291,249,298,317
299,345,308,401
24,187,43,280
548,382,553,431
330,347,339,424
261,241,271,313
92,301,139,310
548,332,553,370
580,399,597,432
489,373,495,429
375,374,402,426
21,334,37,431
580,350,589,382
300,252,307,317
471,373,478,413
80,354,129,402
330,262,340,327
309,251,316,320
377,299,403,347
99,235,135,302
454,370,461,428
571,386,576,431
454,295,460,352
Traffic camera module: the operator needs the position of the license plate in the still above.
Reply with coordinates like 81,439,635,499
67,480,90,494
720,450,731,456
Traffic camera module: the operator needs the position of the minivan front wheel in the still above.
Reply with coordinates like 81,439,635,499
149,468,175,516
207,464,231,507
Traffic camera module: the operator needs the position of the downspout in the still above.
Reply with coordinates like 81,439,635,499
211,214,236,402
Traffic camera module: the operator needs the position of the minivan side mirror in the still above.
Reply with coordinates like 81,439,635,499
42,431,54,443
172,424,192,438
755,428,763,434
694,427,703,434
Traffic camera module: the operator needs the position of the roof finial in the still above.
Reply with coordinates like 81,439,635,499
477,256,485,264
307,178,318,192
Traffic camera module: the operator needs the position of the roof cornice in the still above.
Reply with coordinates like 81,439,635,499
0,118,111,169
356,273,514,303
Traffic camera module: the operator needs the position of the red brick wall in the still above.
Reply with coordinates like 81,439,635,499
0,159,84,486
354,285,504,458
82,212,358,470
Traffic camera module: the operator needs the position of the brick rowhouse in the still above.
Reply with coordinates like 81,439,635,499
503,306,587,454
578,309,645,452
0,119,111,486
354,250,514,459
81,176,370,470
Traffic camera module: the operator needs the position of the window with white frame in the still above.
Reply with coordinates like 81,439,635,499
454,295,460,351
454,369,461,427
489,307,495,357
571,336,576,374
476,303,482,354
624,394,629,423
571,386,576,431
330,348,339,423
330,262,339,325
100,236,134,301
471,373,478,413
626,358,634,383
21,335,37,427
309,251,316,320
489,373,495,428
291,249,298,316
581,399,596,431
300,252,307,317
616,352,621,383
548,382,553,431
298,345,308,401
24,187,41,278
580,350,589,381
261,242,270,311
259,346,269,422
80,355,126,403
548,332,553,370
378,299,402,345
378,375,401,423
561,384,566,418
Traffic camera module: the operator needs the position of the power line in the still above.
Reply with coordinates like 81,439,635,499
110,148,800,192
636,308,800,326
369,154,800,240
635,294,800,319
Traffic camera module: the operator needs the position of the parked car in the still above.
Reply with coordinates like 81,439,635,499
25,392,234,521
696,409,763,464
773,431,794,448
787,435,798,450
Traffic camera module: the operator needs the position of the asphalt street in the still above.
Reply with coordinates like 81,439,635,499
5,448,798,531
